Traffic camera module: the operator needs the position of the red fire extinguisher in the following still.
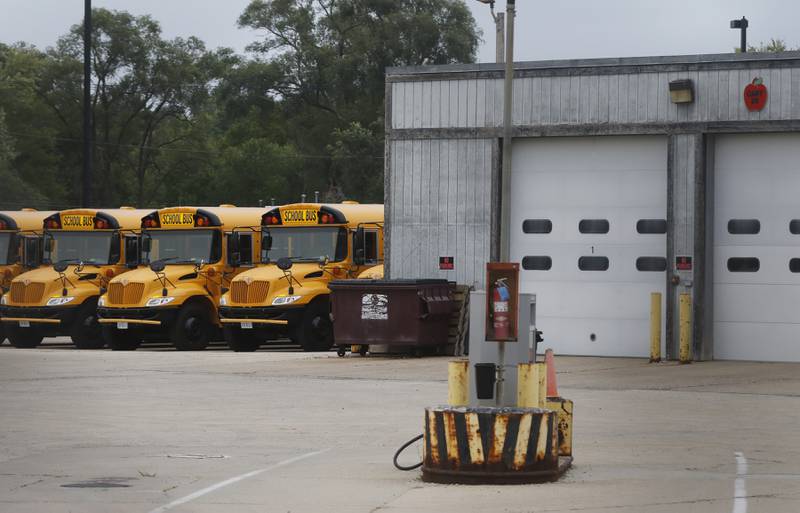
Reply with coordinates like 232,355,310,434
492,277,511,339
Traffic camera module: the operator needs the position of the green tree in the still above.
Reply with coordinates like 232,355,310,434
39,9,224,207
0,109,47,208
736,38,796,53
238,0,480,200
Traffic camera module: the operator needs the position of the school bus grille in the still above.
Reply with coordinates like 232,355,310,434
108,282,145,305
231,281,269,304
10,282,45,304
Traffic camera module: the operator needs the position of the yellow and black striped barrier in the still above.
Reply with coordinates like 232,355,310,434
422,406,571,484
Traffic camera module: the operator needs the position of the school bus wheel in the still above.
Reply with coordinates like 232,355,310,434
71,300,105,349
171,301,213,351
102,325,142,351
223,325,263,352
7,325,44,348
297,297,334,353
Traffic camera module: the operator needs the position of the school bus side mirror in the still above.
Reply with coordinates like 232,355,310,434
141,236,152,253
44,237,54,253
23,237,42,268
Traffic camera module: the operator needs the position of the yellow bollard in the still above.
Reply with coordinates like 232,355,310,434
536,362,548,408
517,363,540,408
448,360,469,406
679,293,692,364
650,292,662,363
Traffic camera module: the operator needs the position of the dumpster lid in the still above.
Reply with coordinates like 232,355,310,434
329,279,453,288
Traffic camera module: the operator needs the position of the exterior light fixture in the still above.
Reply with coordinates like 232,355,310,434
669,79,694,104
730,17,748,53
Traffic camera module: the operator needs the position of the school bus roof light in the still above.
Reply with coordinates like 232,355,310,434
94,218,110,230
262,213,281,226
319,213,335,224
195,214,212,227
45,216,61,230
0,220,7,230
142,214,160,229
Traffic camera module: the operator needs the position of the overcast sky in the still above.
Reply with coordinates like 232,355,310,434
0,0,797,62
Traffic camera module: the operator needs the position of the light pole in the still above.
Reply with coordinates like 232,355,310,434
477,0,515,262
82,0,93,207
730,17,748,53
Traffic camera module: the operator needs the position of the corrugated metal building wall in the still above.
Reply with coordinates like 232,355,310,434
385,52,800,360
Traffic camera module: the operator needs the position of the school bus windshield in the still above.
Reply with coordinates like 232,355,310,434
46,232,116,265
263,227,347,263
0,233,12,265
145,229,221,264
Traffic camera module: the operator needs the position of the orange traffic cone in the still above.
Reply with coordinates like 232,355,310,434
545,348,559,398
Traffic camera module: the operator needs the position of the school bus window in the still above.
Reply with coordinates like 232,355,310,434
46,232,117,265
363,230,379,265
238,233,253,266
264,227,348,263
0,233,12,265
145,230,221,264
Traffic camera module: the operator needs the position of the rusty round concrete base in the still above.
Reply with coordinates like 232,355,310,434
422,406,568,484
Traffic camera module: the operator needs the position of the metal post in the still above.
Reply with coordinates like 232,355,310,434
499,0,515,261
448,360,469,406
314,190,320,203
650,292,662,362
679,293,692,364
740,19,747,53
495,12,505,63
496,342,505,406
82,0,92,207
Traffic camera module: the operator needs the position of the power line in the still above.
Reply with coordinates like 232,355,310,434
7,131,385,160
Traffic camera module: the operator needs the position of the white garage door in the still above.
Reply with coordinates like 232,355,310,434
510,136,667,357
713,133,800,362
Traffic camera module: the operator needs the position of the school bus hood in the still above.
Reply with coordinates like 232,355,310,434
226,263,332,306
103,265,203,307
5,266,105,306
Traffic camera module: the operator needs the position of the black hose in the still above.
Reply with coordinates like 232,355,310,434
393,434,424,471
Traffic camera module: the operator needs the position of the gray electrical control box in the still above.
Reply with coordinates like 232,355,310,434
468,292,536,407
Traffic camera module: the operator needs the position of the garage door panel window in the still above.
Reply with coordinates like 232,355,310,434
727,219,761,234
636,256,667,272
790,220,800,235
579,219,610,234
522,256,552,271
522,219,553,234
790,258,800,273
727,257,760,273
578,256,609,271
636,219,667,234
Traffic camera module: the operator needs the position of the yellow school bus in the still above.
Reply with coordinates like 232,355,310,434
96,206,269,351
218,202,384,352
0,209,56,344
0,208,150,348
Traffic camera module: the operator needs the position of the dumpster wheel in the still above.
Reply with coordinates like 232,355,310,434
337,346,347,357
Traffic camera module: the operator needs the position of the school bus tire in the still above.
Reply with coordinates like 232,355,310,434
223,325,263,352
102,325,142,351
298,297,334,352
171,301,213,351
7,325,43,348
71,300,105,349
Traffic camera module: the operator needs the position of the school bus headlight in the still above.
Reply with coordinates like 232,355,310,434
46,296,75,306
1,295,7,305
97,296,106,307
145,297,175,307
272,295,301,306
219,296,228,306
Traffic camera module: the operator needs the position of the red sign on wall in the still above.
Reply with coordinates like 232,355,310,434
744,77,768,112
439,256,454,270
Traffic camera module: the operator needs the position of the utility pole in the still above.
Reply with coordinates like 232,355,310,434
82,0,93,207
500,0,515,261
495,12,505,63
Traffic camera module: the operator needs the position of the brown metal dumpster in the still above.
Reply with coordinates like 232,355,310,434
329,279,455,354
